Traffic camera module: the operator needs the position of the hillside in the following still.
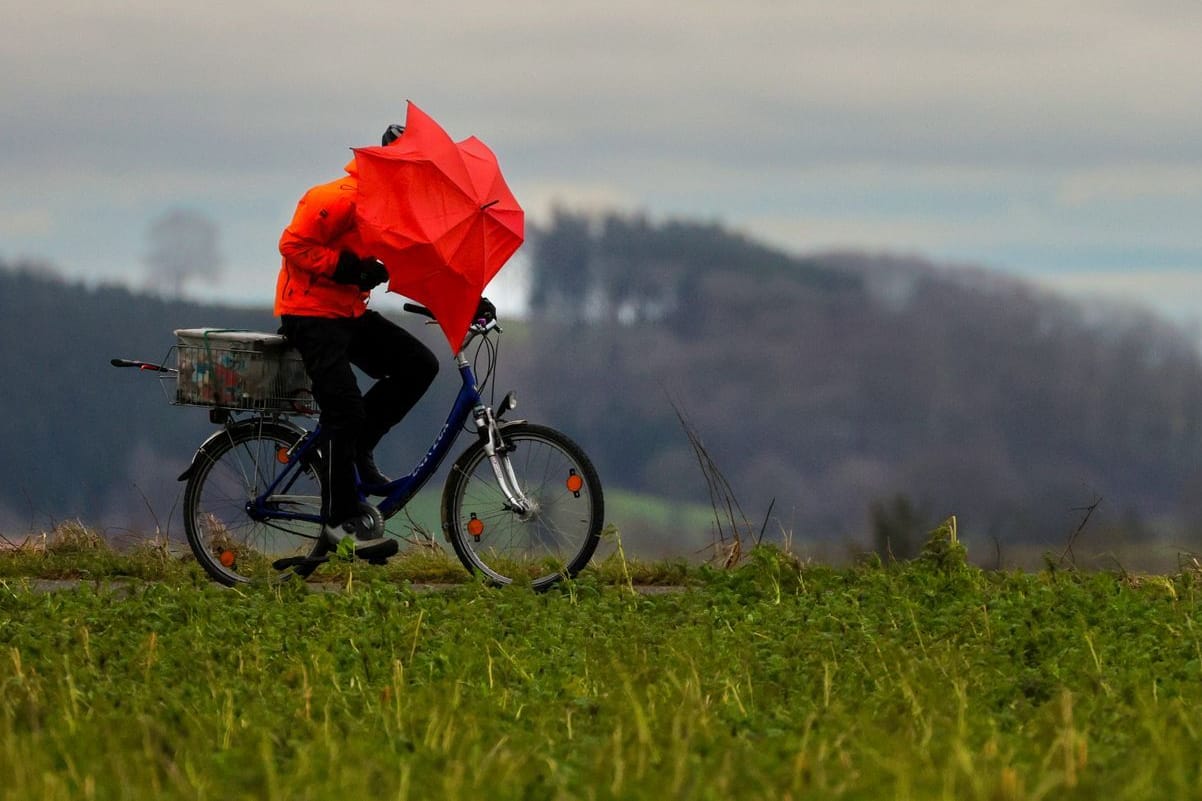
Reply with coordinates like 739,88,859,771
3,218,1202,562
521,211,1202,557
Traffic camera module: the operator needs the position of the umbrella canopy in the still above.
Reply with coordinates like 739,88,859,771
353,101,524,351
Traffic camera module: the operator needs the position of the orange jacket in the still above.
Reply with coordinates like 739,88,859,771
275,160,372,318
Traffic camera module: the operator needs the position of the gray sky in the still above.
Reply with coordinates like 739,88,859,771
3,1,1201,326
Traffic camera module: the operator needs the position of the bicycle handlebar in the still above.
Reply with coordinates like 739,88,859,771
111,358,177,374
403,302,435,319
404,302,502,341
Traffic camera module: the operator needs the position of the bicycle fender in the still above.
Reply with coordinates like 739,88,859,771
471,417,529,448
481,417,527,436
178,428,231,481
177,420,307,482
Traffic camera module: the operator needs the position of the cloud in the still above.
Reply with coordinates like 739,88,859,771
517,182,643,224
0,207,54,239
9,2,1202,179
3,0,1201,327
1033,268,1202,326
1058,165,1202,207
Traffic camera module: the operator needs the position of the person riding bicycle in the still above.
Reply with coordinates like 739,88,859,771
275,123,495,549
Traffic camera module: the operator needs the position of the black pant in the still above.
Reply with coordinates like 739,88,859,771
280,311,439,524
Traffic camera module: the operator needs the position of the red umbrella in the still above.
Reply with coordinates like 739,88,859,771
353,101,524,350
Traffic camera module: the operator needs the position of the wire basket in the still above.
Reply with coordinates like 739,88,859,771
170,329,317,415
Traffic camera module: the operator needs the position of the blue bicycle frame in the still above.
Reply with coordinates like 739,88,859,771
379,357,484,518
249,354,488,526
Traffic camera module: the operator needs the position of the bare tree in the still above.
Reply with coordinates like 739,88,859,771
143,208,223,296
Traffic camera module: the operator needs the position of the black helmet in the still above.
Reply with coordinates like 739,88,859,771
382,124,405,146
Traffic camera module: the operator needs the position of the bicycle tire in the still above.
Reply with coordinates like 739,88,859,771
182,420,329,585
441,422,604,590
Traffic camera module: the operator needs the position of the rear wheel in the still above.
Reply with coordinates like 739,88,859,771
442,423,603,590
182,420,328,585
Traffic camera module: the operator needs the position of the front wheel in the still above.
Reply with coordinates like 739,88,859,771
442,423,604,590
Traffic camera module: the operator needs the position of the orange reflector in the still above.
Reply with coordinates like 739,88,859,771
566,473,584,494
276,447,290,465
219,549,236,568
467,517,485,537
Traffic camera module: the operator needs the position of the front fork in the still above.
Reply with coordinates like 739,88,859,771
473,404,535,515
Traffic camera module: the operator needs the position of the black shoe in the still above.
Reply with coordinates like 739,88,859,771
356,452,391,491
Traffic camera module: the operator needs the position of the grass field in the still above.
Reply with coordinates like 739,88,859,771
3,524,1202,799
371,486,719,561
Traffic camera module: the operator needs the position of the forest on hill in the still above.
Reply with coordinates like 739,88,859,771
520,212,1202,555
4,211,1202,561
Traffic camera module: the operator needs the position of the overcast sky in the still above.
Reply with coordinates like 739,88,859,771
3,1,1201,326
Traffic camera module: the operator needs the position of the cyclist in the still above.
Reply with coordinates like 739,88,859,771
275,123,493,549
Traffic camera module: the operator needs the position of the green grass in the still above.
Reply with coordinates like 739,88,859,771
3,524,1202,799
380,485,720,562
601,491,718,556
0,510,708,586
0,520,693,587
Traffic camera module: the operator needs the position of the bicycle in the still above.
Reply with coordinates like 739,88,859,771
112,303,604,590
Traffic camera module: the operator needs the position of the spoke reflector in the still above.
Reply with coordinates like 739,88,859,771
276,447,290,465
566,469,584,496
467,514,484,541
219,549,236,568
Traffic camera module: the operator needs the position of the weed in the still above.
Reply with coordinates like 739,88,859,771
45,519,107,554
2,554,1202,798
2,561,1202,798
917,515,969,573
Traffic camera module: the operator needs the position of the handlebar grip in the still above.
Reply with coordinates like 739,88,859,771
111,358,174,373
403,303,435,320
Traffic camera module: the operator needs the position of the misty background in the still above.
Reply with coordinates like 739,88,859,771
5,209,1202,569
5,3,1202,325
2,2,1201,566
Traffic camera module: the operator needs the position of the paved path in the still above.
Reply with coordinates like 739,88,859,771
4,578,685,595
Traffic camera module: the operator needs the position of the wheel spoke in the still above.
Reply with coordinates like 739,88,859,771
184,424,326,585
444,424,603,589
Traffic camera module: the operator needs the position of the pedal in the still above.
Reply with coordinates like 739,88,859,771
272,555,330,571
355,539,399,562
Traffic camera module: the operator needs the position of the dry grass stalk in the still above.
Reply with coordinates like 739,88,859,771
667,393,753,568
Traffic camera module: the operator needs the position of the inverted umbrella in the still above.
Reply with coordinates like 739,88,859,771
353,101,525,351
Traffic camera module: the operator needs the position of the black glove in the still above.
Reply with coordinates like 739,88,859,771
475,296,497,323
332,251,388,291
331,250,363,284
356,259,389,291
